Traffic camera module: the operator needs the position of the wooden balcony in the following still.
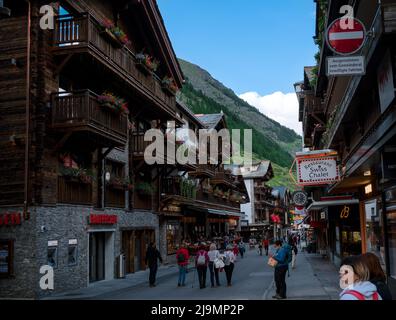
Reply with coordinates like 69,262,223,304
210,171,235,189
188,164,215,178
131,132,151,157
161,176,196,200
383,3,396,33
58,176,92,205
51,90,128,147
52,14,176,119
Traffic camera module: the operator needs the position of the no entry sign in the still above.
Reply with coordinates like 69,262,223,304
326,18,366,55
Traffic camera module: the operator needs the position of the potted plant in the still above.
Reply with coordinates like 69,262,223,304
161,76,178,95
100,19,130,48
98,92,129,115
135,52,159,74
135,181,154,196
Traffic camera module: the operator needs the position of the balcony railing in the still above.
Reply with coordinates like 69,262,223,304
211,171,235,188
161,177,196,200
58,176,92,205
53,14,176,118
51,90,128,146
188,164,215,178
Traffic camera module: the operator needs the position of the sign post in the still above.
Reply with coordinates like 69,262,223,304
325,17,367,76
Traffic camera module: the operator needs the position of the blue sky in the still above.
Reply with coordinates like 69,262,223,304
157,0,317,96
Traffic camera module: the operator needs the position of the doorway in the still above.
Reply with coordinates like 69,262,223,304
122,229,155,273
89,231,115,283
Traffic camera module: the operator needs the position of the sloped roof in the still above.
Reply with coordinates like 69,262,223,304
241,161,274,180
176,100,205,128
195,113,224,129
304,66,316,86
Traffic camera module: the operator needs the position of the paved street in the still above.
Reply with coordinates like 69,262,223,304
47,248,341,300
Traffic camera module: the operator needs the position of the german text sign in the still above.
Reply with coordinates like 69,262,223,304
297,157,340,186
327,56,365,76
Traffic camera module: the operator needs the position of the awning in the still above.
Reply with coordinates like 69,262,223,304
207,209,244,218
306,199,359,211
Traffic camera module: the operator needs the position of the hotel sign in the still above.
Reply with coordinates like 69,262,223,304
297,156,340,186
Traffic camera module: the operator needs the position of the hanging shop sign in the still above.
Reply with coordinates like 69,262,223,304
0,212,22,226
296,156,340,186
88,214,118,225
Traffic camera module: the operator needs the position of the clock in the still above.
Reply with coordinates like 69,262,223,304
292,191,308,207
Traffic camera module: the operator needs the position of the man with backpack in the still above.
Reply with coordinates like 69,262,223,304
271,240,292,299
176,243,190,287
195,245,209,289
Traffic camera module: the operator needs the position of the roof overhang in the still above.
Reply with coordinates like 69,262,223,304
307,199,359,211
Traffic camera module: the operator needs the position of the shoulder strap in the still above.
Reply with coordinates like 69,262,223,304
343,290,365,300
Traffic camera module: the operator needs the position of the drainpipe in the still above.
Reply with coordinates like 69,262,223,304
24,0,31,220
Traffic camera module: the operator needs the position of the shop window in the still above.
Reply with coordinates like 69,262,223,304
365,200,386,270
0,240,14,277
166,224,180,255
386,206,396,279
68,244,78,266
48,247,58,268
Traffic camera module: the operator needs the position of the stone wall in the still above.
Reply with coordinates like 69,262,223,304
0,205,160,299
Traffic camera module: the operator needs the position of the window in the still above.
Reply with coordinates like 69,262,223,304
166,224,180,255
47,247,58,268
0,240,13,277
68,244,78,266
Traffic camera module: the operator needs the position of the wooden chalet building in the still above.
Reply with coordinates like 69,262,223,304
0,0,248,298
296,0,396,295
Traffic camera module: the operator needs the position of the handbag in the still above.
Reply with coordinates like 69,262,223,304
268,257,278,268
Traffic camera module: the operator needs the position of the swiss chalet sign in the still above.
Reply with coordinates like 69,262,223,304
295,151,340,186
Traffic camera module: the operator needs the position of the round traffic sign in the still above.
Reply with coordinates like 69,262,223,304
326,18,366,55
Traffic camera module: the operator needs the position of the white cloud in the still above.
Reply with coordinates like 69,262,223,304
238,91,302,135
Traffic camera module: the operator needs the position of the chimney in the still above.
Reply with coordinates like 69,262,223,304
0,0,11,17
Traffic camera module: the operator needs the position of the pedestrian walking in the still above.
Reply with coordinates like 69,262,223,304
208,243,221,287
195,245,209,289
360,253,392,300
223,245,236,286
145,242,162,287
339,256,382,300
238,241,245,259
176,243,190,287
258,240,263,256
289,238,298,269
263,238,269,256
270,240,290,299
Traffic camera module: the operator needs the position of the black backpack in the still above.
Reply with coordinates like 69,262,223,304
177,252,186,263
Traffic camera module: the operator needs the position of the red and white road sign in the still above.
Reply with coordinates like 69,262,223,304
326,18,366,55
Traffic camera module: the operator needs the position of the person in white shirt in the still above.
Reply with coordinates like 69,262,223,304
223,245,236,286
208,243,221,287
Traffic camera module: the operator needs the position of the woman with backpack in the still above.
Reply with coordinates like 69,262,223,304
176,243,190,287
223,245,236,286
360,253,392,300
339,255,382,300
195,245,209,289
208,243,221,287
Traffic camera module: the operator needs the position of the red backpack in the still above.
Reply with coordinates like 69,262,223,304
342,290,379,300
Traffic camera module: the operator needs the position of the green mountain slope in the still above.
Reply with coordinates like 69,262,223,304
177,59,301,190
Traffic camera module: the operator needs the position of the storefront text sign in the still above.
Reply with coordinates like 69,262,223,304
89,214,118,225
297,157,340,186
0,212,22,226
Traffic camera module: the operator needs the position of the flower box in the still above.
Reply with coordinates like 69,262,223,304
161,76,178,96
100,28,124,48
98,92,128,115
135,53,159,75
